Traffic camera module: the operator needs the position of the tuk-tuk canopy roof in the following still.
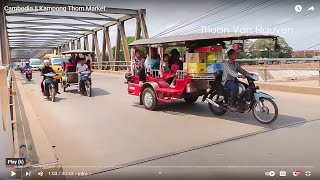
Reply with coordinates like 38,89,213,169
129,33,279,47
61,49,94,55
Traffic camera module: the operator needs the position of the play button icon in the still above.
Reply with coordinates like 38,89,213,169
11,171,16,177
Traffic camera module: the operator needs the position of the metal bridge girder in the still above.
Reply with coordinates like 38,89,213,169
4,0,148,65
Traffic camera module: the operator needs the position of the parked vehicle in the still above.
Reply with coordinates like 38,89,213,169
126,32,279,124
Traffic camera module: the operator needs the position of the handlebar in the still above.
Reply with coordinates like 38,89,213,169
79,71,91,74
238,74,259,81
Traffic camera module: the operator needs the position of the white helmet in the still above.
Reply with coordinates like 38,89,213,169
43,60,50,66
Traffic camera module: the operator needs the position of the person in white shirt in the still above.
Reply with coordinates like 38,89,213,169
76,58,89,92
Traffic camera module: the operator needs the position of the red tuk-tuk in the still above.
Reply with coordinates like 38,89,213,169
126,33,279,124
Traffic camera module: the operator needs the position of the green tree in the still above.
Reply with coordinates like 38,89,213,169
249,37,292,58
111,36,146,61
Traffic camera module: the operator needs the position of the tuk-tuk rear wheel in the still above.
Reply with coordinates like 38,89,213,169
142,87,158,111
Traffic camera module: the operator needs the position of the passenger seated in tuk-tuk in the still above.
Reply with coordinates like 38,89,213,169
162,53,179,88
65,57,77,73
132,50,145,75
137,48,160,86
144,47,160,70
145,47,160,74
169,49,183,70
132,50,146,86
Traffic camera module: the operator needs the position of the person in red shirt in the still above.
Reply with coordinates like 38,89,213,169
65,57,77,72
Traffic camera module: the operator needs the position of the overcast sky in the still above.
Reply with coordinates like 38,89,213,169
5,0,320,57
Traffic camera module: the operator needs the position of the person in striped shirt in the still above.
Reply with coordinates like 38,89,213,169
222,49,251,112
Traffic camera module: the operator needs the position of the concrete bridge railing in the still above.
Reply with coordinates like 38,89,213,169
238,58,320,84
0,66,14,176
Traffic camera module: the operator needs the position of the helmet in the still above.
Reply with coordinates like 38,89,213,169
43,60,50,66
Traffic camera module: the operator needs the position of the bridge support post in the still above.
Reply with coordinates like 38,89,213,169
77,38,81,49
139,9,149,39
0,1,10,65
103,27,113,71
102,29,107,66
135,17,141,40
57,46,61,54
71,40,75,50
93,32,102,70
114,24,121,71
84,35,89,50
61,44,64,52
119,21,130,72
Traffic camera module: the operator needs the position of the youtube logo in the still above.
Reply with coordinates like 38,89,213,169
293,170,301,176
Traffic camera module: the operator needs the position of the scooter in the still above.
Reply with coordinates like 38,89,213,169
203,73,278,124
79,71,92,97
25,68,32,81
43,72,57,102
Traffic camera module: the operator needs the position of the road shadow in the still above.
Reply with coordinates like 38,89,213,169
42,96,66,102
133,100,306,130
91,88,110,97
64,88,79,94
21,80,37,84
53,97,66,102
62,87,110,97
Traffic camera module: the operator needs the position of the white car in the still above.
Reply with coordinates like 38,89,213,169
29,58,43,71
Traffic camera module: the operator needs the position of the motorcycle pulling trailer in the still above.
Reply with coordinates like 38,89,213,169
126,33,279,124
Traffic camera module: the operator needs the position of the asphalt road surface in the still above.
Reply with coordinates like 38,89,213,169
17,71,320,179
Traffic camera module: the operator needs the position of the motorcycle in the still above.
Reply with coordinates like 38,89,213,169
25,68,32,81
79,71,92,97
203,73,278,124
43,72,57,102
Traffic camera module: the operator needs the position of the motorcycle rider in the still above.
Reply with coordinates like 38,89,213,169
222,49,251,112
76,58,89,92
23,62,32,71
23,62,32,78
41,60,60,95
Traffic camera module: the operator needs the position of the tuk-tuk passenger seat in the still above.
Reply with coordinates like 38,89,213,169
67,66,76,72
